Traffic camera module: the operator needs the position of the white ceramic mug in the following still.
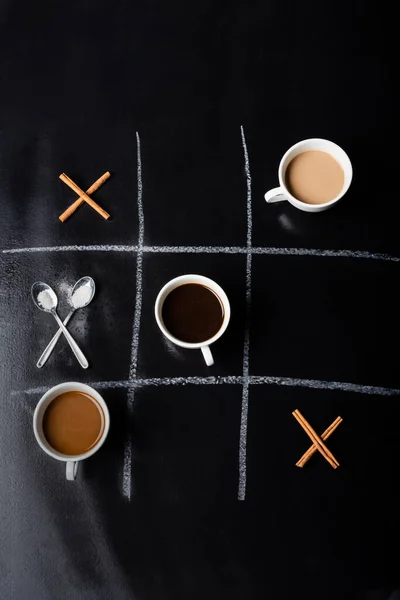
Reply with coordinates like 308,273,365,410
155,274,231,366
33,382,110,480
264,138,352,213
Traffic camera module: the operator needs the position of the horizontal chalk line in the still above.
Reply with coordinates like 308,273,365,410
250,376,400,396
2,245,138,254
11,375,400,396
251,248,400,261
10,380,132,396
2,245,400,262
142,246,247,254
136,376,242,386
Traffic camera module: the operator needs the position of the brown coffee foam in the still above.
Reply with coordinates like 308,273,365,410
285,150,344,204
43,391,105,456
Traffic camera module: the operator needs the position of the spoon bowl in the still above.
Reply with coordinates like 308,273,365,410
69,276,96,310
31,282,58,312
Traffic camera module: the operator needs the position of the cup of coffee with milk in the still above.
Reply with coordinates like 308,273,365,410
264,138,352,212
155,274,231,366
33,382,110,480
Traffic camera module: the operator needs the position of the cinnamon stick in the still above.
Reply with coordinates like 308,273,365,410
59,173,110,220
59,171,110,222
292,410,339,469
296,416,342,468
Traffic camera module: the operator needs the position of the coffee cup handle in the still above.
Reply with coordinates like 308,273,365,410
201,345,214,367
264,187,288,203
66,461,79,481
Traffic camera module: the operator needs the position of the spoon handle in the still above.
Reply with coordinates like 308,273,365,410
51,310,89,369
36,309,75,368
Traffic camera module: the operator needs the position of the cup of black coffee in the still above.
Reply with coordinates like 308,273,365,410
155,275,231,366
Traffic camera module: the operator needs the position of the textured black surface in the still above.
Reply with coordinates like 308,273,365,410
0,1,398,599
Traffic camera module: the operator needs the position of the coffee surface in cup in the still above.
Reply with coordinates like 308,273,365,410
162,283,224,343
285,150,344,204
43,391,105,456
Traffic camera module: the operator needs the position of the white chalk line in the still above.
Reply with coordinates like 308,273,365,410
11,375,400,396
238,125,252,502
137,375,243,386
251,248,400,261
136,131,144,249
142,245,247,254
1,245,138,253
122,438,132,499
3,245,400,262
250,376,400,396
124,132,145,500
129,131,144,381
10,380,132,396
122,389,135,500
242,127,252,252
239,255,251,502
11,377,241,395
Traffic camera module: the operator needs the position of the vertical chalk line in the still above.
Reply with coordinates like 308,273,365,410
238,125,252,501
122,389,135,499
123,131,144,500
122,436,132,498
129,131,144,380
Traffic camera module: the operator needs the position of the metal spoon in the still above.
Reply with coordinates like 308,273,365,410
31,282,89,369
36,276,95,368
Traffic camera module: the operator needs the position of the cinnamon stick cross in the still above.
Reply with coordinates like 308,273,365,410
293,409,342,469
59,172,111,222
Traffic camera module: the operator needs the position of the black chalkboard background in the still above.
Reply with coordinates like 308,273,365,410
0,2,398,599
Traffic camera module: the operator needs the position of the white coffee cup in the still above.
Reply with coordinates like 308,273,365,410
264,138,352,213
33,382,110,480
155,274,231,366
